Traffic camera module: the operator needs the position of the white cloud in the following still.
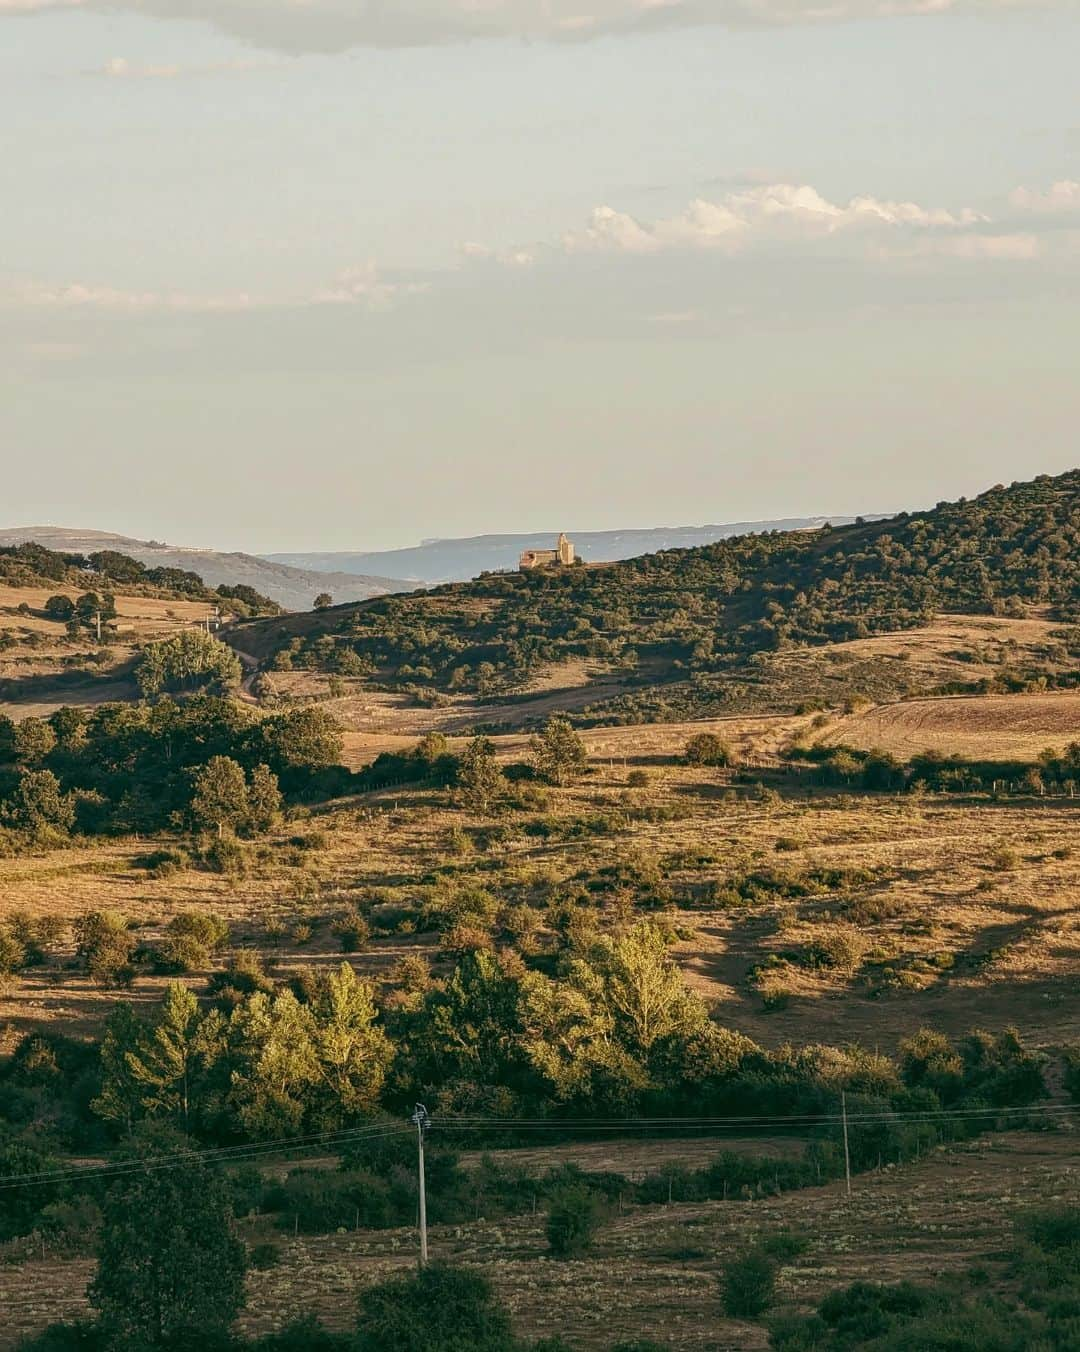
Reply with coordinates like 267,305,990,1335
880,232,1042,261
310,263,429,309
7,281,258,312
0,0,84,10
0,0,1055,50
560,183,985,255
95,55,267,79
1010,180,1080,214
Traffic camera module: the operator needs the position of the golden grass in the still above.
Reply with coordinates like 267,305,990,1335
819,690,1080,762
0,1131,1074,1350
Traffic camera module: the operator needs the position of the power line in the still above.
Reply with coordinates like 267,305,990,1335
0,1123,412,1193
1,1102,1073,1194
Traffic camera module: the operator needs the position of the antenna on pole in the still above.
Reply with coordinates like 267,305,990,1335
411,1103,431,1266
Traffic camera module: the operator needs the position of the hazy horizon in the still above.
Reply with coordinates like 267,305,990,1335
4,2,1079,553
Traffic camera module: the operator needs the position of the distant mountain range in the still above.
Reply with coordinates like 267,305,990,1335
0,528,411,612
266,518,883,584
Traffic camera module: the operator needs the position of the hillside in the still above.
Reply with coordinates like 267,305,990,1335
265,515,882,584
0,527,412,612
234,470,1080,718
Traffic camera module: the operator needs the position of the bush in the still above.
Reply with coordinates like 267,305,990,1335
356,1262,517,1352
546,1185,605,1258
249,1241,282,1270
719,1246,778,1318
684,733,732,767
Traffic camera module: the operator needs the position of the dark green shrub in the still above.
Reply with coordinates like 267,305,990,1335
719,1246,778,1318
546,1184,605,1258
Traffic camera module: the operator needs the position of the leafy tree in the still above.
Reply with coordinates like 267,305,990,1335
13,718,57,764
530,715,588,786
245,763,283,833
456,736,505,814
136,630,242,698
355,1263,517,1352
314,593,333,610
226,990,321,1138
43,594,75,621
121,982,225,1129
92,1003,148,1134
88,1157,247,1347
248,707,344,781
3,770,74,837
308,964,394,1127
190,756,250,838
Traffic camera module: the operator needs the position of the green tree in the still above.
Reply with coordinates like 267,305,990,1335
13,719,57,765
121,982,225,1129
309,964,394,1126
43,594,75,621
92,1003,148,1134
135,630,242,698
356,1263,516,1352
530,715,588,786
456,736,505,814
89,1158,247,1347
227,990,320,1138
3,770,74,838
190,756,250,837
313,593,333,610
246,763,283,833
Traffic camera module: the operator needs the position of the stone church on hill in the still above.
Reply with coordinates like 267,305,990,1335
519,532,576,570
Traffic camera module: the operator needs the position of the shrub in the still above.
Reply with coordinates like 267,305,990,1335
684,733,732,767
249,1241,282,1270
718,1246,777,1318
331,908,371,953
546,1185,605,1258
356,1262,517,1352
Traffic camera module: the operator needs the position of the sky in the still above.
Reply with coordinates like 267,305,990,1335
2,1,1079,553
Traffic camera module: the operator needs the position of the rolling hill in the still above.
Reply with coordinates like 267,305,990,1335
264,515,884,584
0,527,412,612
233,470,1080,719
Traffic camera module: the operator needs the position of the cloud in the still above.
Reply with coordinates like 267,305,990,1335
880,232,1042,261
1010,180,1080,214
94,55,267,79
0,0,1055,50
7,281,258,312
559,183,986,255
0,0,84,10
310,263,429,309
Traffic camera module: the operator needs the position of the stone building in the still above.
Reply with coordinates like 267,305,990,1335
519,532,575,571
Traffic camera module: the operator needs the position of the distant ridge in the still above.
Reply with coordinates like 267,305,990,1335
0,527,412,612
266,516,885,584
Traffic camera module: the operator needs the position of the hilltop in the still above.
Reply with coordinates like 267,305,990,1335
234,470,1080,720
0,527,411,612
265,515,884,584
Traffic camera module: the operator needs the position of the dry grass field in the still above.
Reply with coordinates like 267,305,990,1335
0,583,220,723
1,1130,1075,1350
819,691,1080,762
3,708,1078,1053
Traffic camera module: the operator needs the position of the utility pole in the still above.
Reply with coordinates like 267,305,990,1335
412,1103,431,1266
841,1090,852,1198
94,611,102,643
